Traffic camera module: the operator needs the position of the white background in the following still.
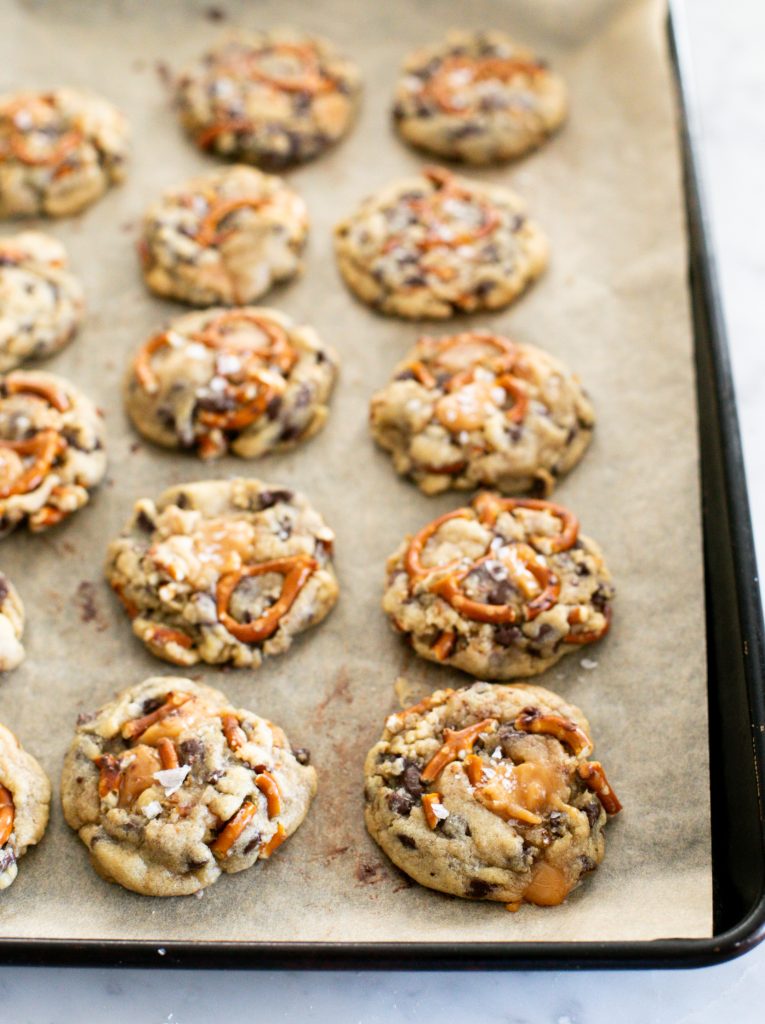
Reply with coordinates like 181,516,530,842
2,0,765,1019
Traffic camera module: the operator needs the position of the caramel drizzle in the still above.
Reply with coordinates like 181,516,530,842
0,784,14,847
422,54,545,115
216,554,317,645
0,94,83,169
383,166,500,256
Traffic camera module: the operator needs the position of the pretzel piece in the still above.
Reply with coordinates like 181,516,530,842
421,718,498,782
216,554,317,645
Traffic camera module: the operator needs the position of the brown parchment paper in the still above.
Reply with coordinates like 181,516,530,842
0,0,711,944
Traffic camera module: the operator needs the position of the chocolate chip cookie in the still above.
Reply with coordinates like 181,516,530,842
0,88,128,218
0,231,84,372
0,370,106,536
0,573,24,671
176,30,362,169
61,677,316,897
364,681,621,908
0,722,51,891
105,478,338,668
383,492,613,678
392,30,567,165
125,306,338,460
334,166,547,319
139,165,308,307
370,330,594,495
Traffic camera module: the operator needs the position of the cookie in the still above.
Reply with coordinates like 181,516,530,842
61,677,317,897
0,370,106,536
383,492,613,679
0,573,25,672
125,306,338,460
370,330,594,495
0,232,85,372
392,30,567,165
334,166,547,319
0,88,128,218
364,681,621,908
0,722,51,890
139,165,308,307
105,478,338,668
176,30,362,169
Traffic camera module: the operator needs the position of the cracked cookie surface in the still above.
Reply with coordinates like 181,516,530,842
364,681,621,907
0,722,51,891
125,306,338,460
61,677,316,897
0,232,84,372
105,478,338,668
383,492,613,679
334,166,547,319
0,573,24,671
0,369,106,536
139,165,308,307
370,331,594,495
176,30,361,169
392,30,567,165
0,88,128,218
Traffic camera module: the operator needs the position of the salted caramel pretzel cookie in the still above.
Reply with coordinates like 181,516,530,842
370,331,594,495
176,30,362,169
61,677,316,897
392,30,567,165
0,723,51,890
0,88,128,218
125,306,338,460
0,370,106,536
106,479,338,668
139,165,308,308
334,166,547,319
0,574,25,672
383,492,613,679
364,681,621,908
0,232,85,372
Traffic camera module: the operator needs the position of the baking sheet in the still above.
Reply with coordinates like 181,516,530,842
0,0,711,944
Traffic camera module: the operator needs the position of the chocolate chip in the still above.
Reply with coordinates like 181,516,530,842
258,488,293,510
494,623,522,647
394,369,417,382
175,492,190,509
206,769,224,785
401,763,424,800
388,789,414,816
135,509,155,533
579,855,597,873
180,738,205,765
398,834,417,849
142,697,163,714
467,878,495,898
243,833,263,855
583,799,601,828
293,747,311,766
265,395,282,420
548,810,567,837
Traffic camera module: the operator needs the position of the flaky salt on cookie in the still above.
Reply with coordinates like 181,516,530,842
392,30,567,165
0,723,51,891
139,165,308,307
125,306,338,460
370,331,594,495
364,681,621,908
61,677,316,897
106,478,338,668
383,492,613,679
0,370,106,536
0,88,128,218
176,30,361,169
334,166,547,319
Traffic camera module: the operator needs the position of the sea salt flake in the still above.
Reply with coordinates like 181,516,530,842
432,803,449,821
580,658,598,670
152,765,191,795
143,800,162,819
491,746,502,761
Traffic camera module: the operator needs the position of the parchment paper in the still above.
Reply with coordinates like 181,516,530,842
0,0,711,945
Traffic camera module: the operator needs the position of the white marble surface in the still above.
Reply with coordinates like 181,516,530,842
2,0,765,1019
